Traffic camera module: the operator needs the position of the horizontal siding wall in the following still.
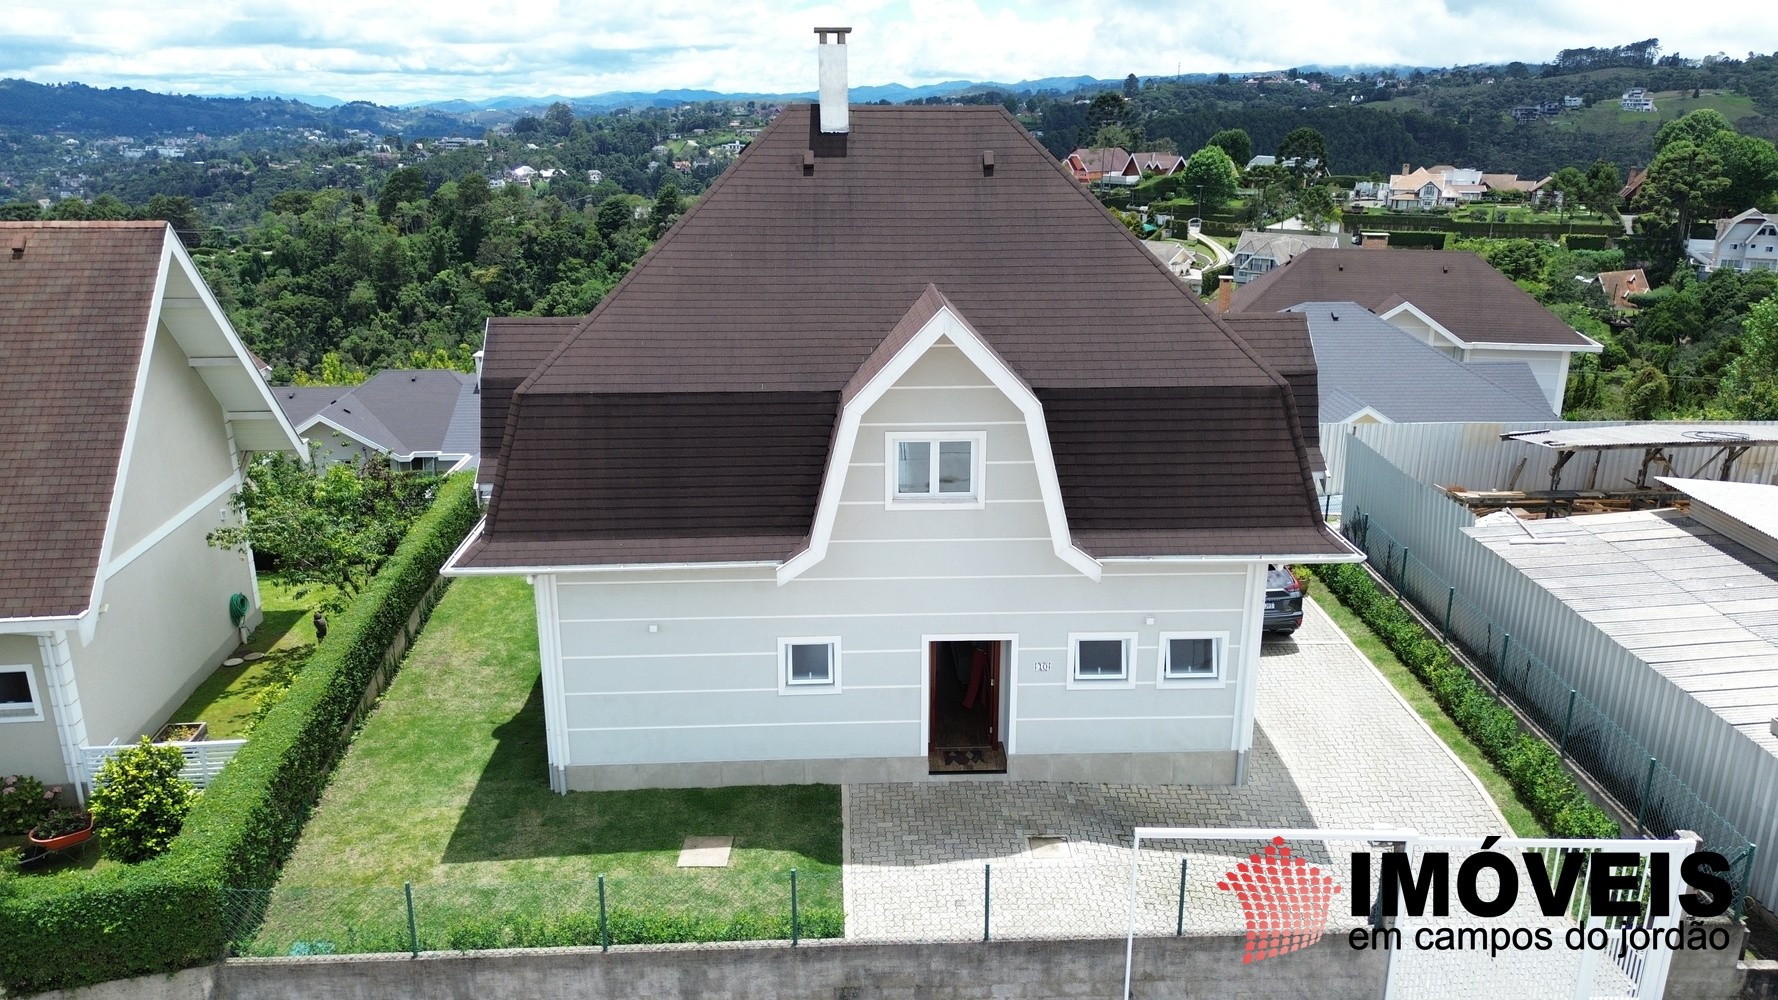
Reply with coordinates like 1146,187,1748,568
1343,431,1778,906
548,340,1254,770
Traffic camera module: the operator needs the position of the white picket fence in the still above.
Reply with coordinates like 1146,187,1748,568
81,738,247,789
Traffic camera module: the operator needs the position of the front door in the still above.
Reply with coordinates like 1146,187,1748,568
928,640,1006,773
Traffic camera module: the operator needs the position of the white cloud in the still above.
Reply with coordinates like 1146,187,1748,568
1,0,1771,103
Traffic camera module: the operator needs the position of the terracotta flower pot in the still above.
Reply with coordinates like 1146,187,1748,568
28,815,94,852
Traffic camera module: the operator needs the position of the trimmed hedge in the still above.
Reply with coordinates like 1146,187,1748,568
1342,213,1620,239
1371,230,1449,250
1562,232,1615,250
0,474,480,996
1311,563,1619,840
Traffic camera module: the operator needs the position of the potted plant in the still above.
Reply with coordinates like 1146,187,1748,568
152,721,208,743
28,807,94,852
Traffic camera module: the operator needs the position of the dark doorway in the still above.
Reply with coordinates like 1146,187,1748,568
928,640,1006,773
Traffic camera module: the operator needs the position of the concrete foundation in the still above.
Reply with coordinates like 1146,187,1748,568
564,749,1239,790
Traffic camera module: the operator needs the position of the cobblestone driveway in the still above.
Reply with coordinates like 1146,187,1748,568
841,597,1508,940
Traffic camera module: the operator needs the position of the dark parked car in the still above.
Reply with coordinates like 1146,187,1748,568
1264,565,1304,634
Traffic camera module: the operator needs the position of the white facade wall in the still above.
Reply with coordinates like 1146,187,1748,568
1461,347,1566,414
0,635,63,782
543,342,1263,789
73,322,261,748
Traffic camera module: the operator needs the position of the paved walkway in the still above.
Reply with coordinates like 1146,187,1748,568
841,597,1507,941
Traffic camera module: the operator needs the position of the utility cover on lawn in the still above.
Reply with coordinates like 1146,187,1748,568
677,836,734,867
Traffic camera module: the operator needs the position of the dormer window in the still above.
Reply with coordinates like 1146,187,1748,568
887,432,984,506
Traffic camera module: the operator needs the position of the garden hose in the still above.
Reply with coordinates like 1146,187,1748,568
228,592,250,628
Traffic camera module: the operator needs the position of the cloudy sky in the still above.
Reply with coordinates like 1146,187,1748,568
4,0,1771,104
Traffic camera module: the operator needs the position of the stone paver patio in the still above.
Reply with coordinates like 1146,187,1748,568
841,596,1509,941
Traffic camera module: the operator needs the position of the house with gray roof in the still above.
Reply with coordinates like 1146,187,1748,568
1231,230,1341,286
0,222,303,796
274,369,479,473
1231,247,1601,413
446,33,1360,794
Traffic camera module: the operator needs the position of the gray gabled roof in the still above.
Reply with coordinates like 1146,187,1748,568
1286,302,1558,424
1234,230,1341,263
276,369,479,462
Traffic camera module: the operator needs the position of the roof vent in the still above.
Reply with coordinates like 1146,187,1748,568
982,150,995,176
8,234,25,259
802,149,814,174
814,27,851,134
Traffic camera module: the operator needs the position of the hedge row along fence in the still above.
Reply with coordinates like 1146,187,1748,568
0,474,480,996
1310,562,1620,841
1342,213,1621,240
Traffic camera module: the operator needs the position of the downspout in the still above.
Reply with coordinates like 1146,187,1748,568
36,631,90,803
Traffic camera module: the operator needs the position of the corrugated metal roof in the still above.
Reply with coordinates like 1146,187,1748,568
1466,508,1778,754
1504,424,1778,450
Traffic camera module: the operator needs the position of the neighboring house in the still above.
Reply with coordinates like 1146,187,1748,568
1619,167,1648,206
1621,88,1656,111
1229,247,1603,413
1386,165,1488,210
1686,209,1778,275
1231,230,1341,286
1064,147,1139,185
1129,151,1185,175
1479,172,1550,197
1596,268,1650,311
0,221,304,794
1141,239,1194,278
1564,96,1585,108
273,369,480,472
1349,180,1387,207
448,68,1359,793
1284,302,1556,425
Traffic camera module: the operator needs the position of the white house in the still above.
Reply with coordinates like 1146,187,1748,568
0,222,304,794
447,41,1360,793
1687,208,1778,275
1621,89,1656,112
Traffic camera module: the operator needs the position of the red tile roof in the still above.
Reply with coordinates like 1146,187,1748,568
0,222,168,619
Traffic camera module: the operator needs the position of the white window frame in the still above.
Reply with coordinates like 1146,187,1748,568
1156,631,1228,688
884,431,986,509
778,637,842,695
1066,633,1136,689
0,664,44,723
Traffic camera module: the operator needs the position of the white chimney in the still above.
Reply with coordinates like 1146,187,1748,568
815,27,851,134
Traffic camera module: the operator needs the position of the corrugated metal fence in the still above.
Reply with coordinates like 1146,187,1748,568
1342,432,1768,910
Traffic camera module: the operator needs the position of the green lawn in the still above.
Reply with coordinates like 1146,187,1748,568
248,576,842,955
1310,591,1549,838
166,576,334,739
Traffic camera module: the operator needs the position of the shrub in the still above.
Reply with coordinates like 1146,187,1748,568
1311,562,1619,840
88,739,196,863
0,775,57,835
0,474,480,996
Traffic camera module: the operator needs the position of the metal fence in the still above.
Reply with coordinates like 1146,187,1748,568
1343,508,1758,917
224,870,845,957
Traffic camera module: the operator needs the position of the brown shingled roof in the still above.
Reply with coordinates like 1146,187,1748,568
467,106,1339,569
1230,248,1595,348
478,316,585,485
1222,313,1320,470
0,221,169,619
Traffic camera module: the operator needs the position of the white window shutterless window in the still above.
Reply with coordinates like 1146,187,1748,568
885,432,985,508
779,638,841,694
1066,633,1135,688
1157,632,1227,687
0,665,44,723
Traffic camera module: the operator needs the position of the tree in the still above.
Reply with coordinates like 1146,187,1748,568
1085,92,1129,138
207,455,441,611
1653,108,1731,153
1207,128,1252,169
1091,124,1134,150
1146,136,1178,155
1620,360,1671,419
1180,146,1240,211
1635,139,1730,252
1294,184,1337,231
648,181,682,239
1123,74,1140,98
1549,166,1590,218
137,194,203,246
1718,296,1778,418
1275,127,1328,186
376,166,427,223
1704,130,1778,211
595,195,631,239
1581,160,1623,217
544,101,577,137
